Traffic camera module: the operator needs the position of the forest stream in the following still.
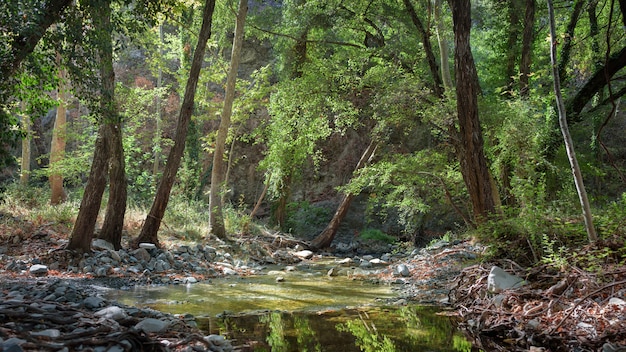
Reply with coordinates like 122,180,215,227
103,260,475,352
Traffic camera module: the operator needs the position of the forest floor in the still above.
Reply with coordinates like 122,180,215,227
0,216,625,351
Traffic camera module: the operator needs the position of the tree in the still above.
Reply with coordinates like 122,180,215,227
20,102,31,185
135,0,217,247
67,0,118,252
449,0,497,223
433,0,453,91
208,0,248,240
50,53,68,205
0,0,72,164
310,140,377,249
547,0,597,243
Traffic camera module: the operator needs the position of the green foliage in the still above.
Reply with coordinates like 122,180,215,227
259,312,289,352
284,201,332,237
347,150,464,237
336,318,396,352
359,228,396,244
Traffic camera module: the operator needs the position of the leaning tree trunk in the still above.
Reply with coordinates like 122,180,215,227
208,0,248,240
310,140,377,249
449,0,497,223
547,0,597,243
135,0,216,247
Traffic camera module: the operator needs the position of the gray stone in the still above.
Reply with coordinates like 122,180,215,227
359,260,372,268
487,266,525,293
135,318,169,333
92,239,115,251
396,264,410,277
30,329,61,338
95,306,128,321
109,250,121,263
29,264,48,276
83,296,105,309
132,248,151,262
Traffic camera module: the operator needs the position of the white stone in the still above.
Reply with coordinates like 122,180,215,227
369,258,387,265
222,267,238,275
608,297,626,306
294,250,314,259
487,266,525,293
139,243,157,250
336,258,352,265
183,277,198,284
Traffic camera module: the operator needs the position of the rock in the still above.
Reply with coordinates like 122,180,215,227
603,343,626,352
327,267,338,277
527,318,541,330
29,264,48,276
369,258,387,266
95,306,128,321
3,338,27,352
183,277,198,284
132,248,151,262
139,243,157,250
92,239,115,251
359,260,372,269
294,250,314,259
109,250,122,263
83,296,105,309
30,329,61,338
222,267,238,276
135,318,169,333
275,276,285,282
608,297,626,306
396,264,410,277
487,266,525,293
336,258,352,266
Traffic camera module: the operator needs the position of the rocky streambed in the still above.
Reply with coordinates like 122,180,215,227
0,228,482,351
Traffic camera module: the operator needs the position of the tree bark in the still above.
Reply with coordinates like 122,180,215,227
135,0,216,247
566,45,626,120
434,0,453,91
402,0,444,97
558,0,584,83
449,0,496,224
98,116,127,250
209,0,248,240
547,0,597,243
310,140,377,249
67,0,116,253
505,0,522,96
20,102,31,185
50,53,68,205
519,0,536,98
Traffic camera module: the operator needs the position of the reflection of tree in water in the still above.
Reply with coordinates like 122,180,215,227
336,311,397,352
260,312,289,352
294,316,322,352
399,306,472,352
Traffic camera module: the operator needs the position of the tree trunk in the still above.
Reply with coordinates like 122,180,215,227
434,0,453,92
558,0,584,82
135,0,216,247
547,0,597,243
449,0,496,224
403,0,444,97
67,125,108,252
98,117,127,250
50,53,67,204
67,0,115,253
310,140,377,249
20,102,31,185
209,0,248,240
505,0,522,96
519,0,536,98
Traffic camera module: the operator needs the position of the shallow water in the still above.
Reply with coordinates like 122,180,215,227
105,267,475,351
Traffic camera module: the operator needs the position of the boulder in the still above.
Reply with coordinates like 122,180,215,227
487,266,525,293
135,318,169,333
294,250,314,259
29,264,48,276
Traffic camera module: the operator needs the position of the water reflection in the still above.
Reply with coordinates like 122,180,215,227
199,306,475,352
